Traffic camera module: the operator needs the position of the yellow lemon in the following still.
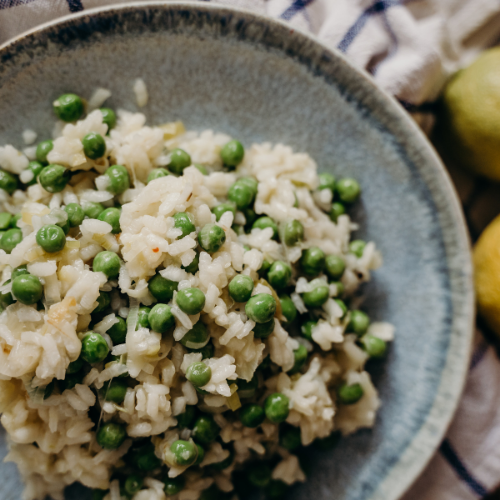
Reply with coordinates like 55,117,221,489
435,47,500,180
474,214,500,335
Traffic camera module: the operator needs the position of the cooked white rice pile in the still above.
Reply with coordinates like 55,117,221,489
0,89,394,500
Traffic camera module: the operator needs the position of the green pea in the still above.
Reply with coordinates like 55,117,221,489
148,273,178,302
97,207,121,234
332,281,345,297
180,321,209,349
347,310,370,336
170,439,197,466
210,448,234,471
349,240,366,258
267,260,292,290
283,219,304,246
228,181,254,210
173,212,195,239
220,140,244,168
176,287,205,315
315,431,341,451
237,376,258,399
39,164,70,193
0,280,14,309
318,172,336,191
300,247,325,276
61,371,84,391
129,442,161,471
81,332,109,363
237,177,258,196
301,320,316,341
335,299,348,318
11,266,27,279
186,361,212,387
253,318,275,339
67,357,83,374
245,293,276,324
124,474,143,496
148,303,175,334
279,295,297,324
198,224,226,253
11,274,42,305
258,258,272,278
360,334,387,358
325,255,346,280
91,490,108,500
264,393,289,423
104,165,130,195
82,132,106,160
102,378,128,403
247,462,272,488
64,203,84,227
0,169,17,195
36,140,54,165
93,251,120,279
108,316,127,344
0,212,12,230
25,161,44,186
96,421,126,450
9,213,21,229
182,251,199,274
93,291,110,313
164,476,185,496
228,274,254,302
194,443,205,466
167,148,191,175
192,414,220,445
36,224,66,253
137,306,151,329
81,201,104,220
265,480,288,499
338,383,364,405
58,219,70,235
279,424,301,451
336,178,361,203
147,168,169,183
194,163,208,175
212,202,236,222
288,344,308,374
293,192,299,208
100,108,116,132
302,281,329,308
176,405,196,429
243,207,257,229
190,342,214,359
239,403,265,428
252,216,278,240
53,93,84,122
330,202,346,222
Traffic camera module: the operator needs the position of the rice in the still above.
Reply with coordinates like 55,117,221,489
0,88,393,500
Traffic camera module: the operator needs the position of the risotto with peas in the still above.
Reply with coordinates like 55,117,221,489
0,86,394,500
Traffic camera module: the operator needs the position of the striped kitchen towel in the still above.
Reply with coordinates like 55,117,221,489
2,1,500,499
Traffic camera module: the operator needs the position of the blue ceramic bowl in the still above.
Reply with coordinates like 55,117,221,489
0,3,473,500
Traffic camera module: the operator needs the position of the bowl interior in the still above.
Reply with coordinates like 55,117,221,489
0,4,473,500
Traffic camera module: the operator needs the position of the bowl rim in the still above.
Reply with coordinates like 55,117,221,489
0,2,475,499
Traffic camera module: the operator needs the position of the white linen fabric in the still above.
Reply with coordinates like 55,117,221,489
1,0,500,498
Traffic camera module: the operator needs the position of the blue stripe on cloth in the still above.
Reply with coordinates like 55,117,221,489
280,0,316,21
66,0,84,12
338,0,403,53
0,0,36,9
440,440,488,497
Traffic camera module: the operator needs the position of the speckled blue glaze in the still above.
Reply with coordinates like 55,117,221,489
0,3,473,500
